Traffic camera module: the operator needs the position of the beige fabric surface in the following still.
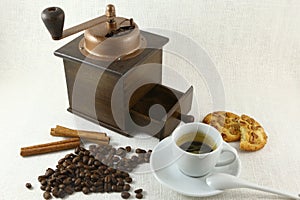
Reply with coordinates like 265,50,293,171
1,0,300,199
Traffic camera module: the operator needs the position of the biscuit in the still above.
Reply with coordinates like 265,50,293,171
239,114,267,151
202,111,241,142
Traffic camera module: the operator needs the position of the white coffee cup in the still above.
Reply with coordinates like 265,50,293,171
172,122,237,177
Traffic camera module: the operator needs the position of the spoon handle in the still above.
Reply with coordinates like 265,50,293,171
242,181,300,200
210,173,300,200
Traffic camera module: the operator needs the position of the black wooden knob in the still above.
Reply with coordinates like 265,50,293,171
41,7,65,40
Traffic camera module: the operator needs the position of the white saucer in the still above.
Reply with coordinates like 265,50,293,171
150,136,241,197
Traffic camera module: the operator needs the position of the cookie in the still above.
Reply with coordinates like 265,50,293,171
202,111,241,142
239,114,267,151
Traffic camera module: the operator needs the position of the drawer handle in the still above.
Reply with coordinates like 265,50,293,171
175,112,194,123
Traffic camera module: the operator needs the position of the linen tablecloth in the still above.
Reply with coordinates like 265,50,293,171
1,0,299,199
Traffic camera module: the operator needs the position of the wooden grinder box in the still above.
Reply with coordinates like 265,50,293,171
42,5,193,140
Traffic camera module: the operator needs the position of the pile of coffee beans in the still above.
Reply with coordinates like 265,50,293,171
89,145,152,172
37,145,151,199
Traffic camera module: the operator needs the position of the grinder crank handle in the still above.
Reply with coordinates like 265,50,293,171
41,5,113,40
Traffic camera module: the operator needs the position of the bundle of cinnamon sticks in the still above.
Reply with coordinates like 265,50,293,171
20,125,109,157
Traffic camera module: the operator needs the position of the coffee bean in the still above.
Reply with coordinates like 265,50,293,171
86,180,93,187
100,165,107,170
123,184,130,191
58,184,65,189
58,158,65,165
90,186,96,192
79,172,85,178
91,174,99,181
94,181,103,187
25,183,32,189
82,186,89,194
43,191,52,199
136,193,143,199
113,156,120,162
115,170,122,176
125,146,131,152
104,183,109,192
82,156,89,164
45,168,54,177
74,146,81,154
40,179,47,186
99,187,105,193
63,177,72,185
117,180,125,186
111,177,117,184
93,160,101,167
45,186,51,192
52,182,58,187
72,156,80,163
109,148,116,155
51,187,59,197
116,149,126,157
134,188,143,193
108,167,116,173
78,150,85,157
122,172,130,178
89,144,96,151
125,177,132,183
74,178,81,186
65,153,73,159
96,186,103,193
65,186,74,195
135,148,146,154
74,186,81,192
85,172,91,179
104,175,111,183
38,175,46,182
107,153,114,161
107,183,112,192
121,191,130,199
131,155,138,162
88,157,95,166
58,189,65,198
77,162,84,169
117,185,124,192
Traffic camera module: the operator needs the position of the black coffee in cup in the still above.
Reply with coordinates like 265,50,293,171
176,132,216,154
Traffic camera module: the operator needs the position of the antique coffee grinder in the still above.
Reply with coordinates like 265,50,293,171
42,4,194,140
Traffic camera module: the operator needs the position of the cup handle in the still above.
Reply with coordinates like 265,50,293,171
215,142,238,167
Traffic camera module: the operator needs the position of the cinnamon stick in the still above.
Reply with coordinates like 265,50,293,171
81,138,110,145
20,138,80,157
51,125,109,142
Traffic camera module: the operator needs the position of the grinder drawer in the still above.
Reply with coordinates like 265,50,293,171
128,84,193,140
